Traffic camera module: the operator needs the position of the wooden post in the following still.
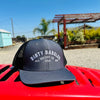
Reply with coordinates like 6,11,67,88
84,23,86,40
63,18,67,49
84,23,86,35
58,22,60,40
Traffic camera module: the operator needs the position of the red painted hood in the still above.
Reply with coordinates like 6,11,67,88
0,64,100,100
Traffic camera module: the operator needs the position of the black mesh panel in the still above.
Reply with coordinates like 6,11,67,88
12,41,29,69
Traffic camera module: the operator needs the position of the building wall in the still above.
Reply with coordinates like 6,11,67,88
0,33,3,47
0,32,12,47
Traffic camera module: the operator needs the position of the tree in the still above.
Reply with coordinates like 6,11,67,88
21,35,27,42
16,35,27,42
16,36,21,42
33,18,56,36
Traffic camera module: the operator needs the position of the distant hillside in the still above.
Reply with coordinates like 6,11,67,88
68,24,100,30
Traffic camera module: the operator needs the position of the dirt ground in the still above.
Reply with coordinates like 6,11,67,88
0,43,22,64
0,43,100,69
64,48,100,69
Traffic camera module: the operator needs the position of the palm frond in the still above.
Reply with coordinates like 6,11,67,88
33,18,56,36
46,29,57,35
33,28,42,34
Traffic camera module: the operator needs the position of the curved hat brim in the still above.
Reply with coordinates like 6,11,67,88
19,68,75,85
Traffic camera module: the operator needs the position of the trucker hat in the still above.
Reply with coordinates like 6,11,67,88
13,39,75,85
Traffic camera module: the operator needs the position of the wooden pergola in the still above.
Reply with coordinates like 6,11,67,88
52,13,100,49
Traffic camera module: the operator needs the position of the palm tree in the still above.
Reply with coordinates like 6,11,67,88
33,18,56,36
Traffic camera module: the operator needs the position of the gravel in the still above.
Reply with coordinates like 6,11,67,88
0,43,22,64
64,48,100,69
0,44,100,69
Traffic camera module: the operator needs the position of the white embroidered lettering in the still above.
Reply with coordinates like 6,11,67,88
30,50,61,62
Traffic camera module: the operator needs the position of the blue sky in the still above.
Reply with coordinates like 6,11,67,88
0,0,100,38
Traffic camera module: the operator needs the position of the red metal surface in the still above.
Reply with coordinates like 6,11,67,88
0,64,100,100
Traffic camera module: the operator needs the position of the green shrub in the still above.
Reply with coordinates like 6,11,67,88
84,29,90,40
95,27,100,38
55,26,100,44
84,28,100,40
89,29,96,40
74,31,85,43
16,35,27,42
67,30,75,42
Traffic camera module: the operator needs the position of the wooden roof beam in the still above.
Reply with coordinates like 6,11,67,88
54,13,100,21
82,18,93,22
94,17,100,21
69,18,78,23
